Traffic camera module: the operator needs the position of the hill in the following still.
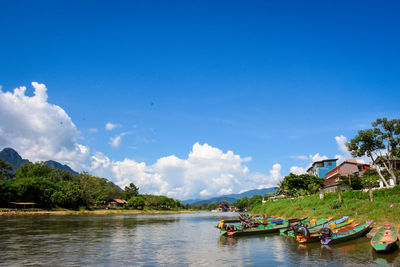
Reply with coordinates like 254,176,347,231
182,187,277,205
0,147,78,176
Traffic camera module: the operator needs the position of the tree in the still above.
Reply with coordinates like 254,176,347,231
124,183,139,199
277,173,324,197
0,159,13,180
338,175,363,190
128,195,145,209
346,118,400,186
361,169,380,202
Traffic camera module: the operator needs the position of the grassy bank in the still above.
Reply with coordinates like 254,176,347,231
0,208,197,216
251,186,400,227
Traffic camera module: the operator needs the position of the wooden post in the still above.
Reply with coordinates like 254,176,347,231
369,188,373,202
337,187,343,203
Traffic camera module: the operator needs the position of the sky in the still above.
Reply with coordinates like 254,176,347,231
0,0,399,200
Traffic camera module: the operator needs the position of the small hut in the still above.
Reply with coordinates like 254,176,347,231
9,202,37,209
107,199,127,207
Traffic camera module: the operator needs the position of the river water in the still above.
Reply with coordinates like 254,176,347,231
0,212,399,266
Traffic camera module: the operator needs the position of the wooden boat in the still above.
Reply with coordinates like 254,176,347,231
371,222,399,252
216,216,281,229
220,219,291,236
217,219,241,229
296,219,356,244
320,221,372,245
283,217,333,237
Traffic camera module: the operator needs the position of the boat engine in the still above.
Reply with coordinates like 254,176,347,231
294,225,310,238
318,227,332,236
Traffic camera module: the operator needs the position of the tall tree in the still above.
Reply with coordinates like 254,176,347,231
346,118,400,186
124,182,139,199
0,159,13,180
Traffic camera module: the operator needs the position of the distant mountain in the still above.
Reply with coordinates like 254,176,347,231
45,160,78,176
0,147,78,176
181,187,277,205
0,147,29,171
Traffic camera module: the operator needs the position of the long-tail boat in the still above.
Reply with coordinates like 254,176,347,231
371,222,399,252
320,221,372,245
220,218,304,236
296,219,356,244
216,215,281,229
283,217,334,237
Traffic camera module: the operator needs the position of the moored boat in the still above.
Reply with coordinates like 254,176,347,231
320,221,372,245
371,222,399,252
296,219,356,244
284,217,333,237
220,219,291,236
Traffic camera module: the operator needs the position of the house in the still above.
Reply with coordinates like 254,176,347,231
107,199,128,207
215,201,230,212
324,159,370,192
307,159,338,178
375,156,400,170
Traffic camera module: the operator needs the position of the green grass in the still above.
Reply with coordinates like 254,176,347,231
251,186,400,226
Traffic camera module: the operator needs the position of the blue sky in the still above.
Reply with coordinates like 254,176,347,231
0,1,399,199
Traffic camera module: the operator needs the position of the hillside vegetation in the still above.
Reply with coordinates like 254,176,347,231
252,186,400,225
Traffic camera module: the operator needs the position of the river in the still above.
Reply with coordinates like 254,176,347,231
1,212,399,266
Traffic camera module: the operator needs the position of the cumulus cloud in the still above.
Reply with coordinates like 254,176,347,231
289,166,307,175
105,122,118,130
0,82,283,200
0,82,90,170
89,142,281,199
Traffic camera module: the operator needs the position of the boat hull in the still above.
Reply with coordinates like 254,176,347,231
321,223,372,245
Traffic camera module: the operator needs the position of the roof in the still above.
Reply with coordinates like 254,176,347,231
307,158,338,172
111,199,127,204
325,160,370,179
9,202,37,205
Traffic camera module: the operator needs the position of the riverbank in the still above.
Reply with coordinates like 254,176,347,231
0,208,198,216
251,186,400,235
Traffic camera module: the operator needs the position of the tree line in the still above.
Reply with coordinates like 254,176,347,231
0,161,183,210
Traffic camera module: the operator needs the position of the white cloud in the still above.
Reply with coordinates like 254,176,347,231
335,135,352,163
105,122,118,130
89,142,282,199
0,82,284,200
290,166,307,175
88,128,98,133
199,189,212,197
110,135,122,148
0,82,90,170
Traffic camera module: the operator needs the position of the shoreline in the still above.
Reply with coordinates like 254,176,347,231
0,209,198,216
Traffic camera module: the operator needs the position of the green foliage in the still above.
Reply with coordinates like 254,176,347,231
338,175,363,190
0,180,18,203
128,195,145,209
346,128,384,159
16,162,73,183
0,159,13,180
361,169,380,189
346,117,400,185
251,185,400,225
278,173,324,196
141,194,183,210
124,183,139,199
0,161,182,211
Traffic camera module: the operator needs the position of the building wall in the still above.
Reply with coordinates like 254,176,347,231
317,160,337,179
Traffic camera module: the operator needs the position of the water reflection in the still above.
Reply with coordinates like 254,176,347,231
1,213,400,266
